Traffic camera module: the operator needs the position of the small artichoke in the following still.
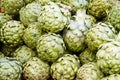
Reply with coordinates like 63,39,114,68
85,22,116,51
101,74,120,80
23,23,42,49
76,62,104,80
12,45,36,64
36,33,66,62
0,57,22,80
0,20,25,47
96,41,120,75
1,0,24,15
23,57,50,80
38,2,69,33
51,54,80,80
19,2,41,26
79,48,96,65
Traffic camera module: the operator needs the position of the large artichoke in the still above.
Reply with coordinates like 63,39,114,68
79,48,96,65
101,74,120,80
0,57,22,80
76,62,103,80
85,22,116,51
0,20,25,47
12,45,36,64
23,57,50,80
36,33,66,62
1,0,24,15
50,54,80,80
19,2,41,26
22,23,42,49
38,2,69,33
96,41,120,75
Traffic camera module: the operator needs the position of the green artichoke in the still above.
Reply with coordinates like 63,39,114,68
23,57,50,80
12,45,36,64
85,22,116,51
36,33,66,62
22,23,42,49
96,41,120,75
51,54,80,80
19,2,41,26
107,2,120,31
76,62,103,80
79,48,96,65
101,74,120,80
63,20,86,52
38,2,69,33
0,57,22,80
0,20,25,47
87,0,112,20
0,13,12,28
1,0,24,15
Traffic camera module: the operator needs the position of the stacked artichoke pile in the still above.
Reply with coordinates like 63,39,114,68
1,0,120,80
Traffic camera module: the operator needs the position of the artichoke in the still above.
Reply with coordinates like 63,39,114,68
0,13,12,28
96,41,120,75
0,57,22,80
19,2,41,26
38,2,69,33
36,33,66,62
61,0,88,13
12,45,36,64
76,62,103,80
85,22,116,51
107,2,120,31
50,54,80,80
0,20,25,47
101,74,120,80
87,0,112,20
63,20,86,52
22,23,42,49
79,48,96,65
23,57,50,80
1,0,24,15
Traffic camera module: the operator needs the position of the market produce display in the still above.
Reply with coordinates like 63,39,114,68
1,0,120,80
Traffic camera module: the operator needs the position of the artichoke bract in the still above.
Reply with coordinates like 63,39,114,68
12,45,36,65
96,41,120,75
63,20,86,52
87,0,112,20
0,13,12,28
36,33,66,62
19,2,41,26
85,22,116,52
107,2,120,31
0,20,25,47
0,57,22,80
23,23,42,49
23,0,35,4
79,48,96,65
76,62,104,80
101,74,120,80
50,54,80,80
23,57,50,80
1,0,24,15
38,2,69,33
